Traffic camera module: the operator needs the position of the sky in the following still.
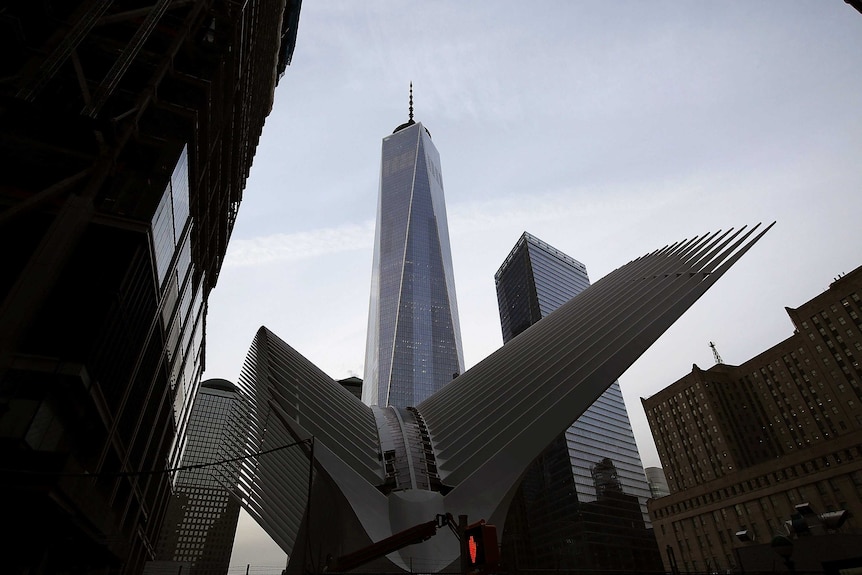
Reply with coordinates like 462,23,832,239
205,2,862,570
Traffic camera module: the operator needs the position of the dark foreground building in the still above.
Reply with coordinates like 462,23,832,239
0,2,300,573
643,265,862,573
495,232,661,572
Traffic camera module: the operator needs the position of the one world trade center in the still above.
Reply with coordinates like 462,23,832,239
363,87,464,408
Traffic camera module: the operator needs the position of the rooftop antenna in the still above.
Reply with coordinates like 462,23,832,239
709,341,723,365
391,83,416,134
409,81,414,122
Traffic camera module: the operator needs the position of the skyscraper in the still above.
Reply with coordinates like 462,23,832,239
153,379,246,574
495,232,659,571
363,89,464,408
645,467,671,499
338,376,364,401
496,232,591,342
0,2,300,572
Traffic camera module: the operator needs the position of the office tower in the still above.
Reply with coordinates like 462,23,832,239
363,92,464,408
153,379,246,574
495,232,659,571
233,225,771,574
645,467,671,499
338,376,364,401
496,232,591,341
0,2,301,573
643,265,862,573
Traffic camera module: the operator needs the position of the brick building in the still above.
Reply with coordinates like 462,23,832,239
643,266,862,572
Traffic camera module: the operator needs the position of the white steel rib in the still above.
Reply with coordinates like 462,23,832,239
233,223,774,573
234,328,384,557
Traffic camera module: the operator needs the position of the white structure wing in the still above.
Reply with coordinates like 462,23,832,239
231,225,773,573
418,224,774,523
234,327,384,555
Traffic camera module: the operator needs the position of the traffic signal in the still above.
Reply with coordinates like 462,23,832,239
464,521,499,571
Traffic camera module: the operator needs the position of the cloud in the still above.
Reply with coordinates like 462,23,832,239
224,221,375,267
448,177,701,239
222,178,696,270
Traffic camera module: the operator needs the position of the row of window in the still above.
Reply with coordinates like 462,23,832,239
652,445,862,519
662,473,861,570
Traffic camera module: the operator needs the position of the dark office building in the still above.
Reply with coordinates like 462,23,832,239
646,466,671,499
338,376,363,401
495,232,661,572
153,379,246,574
496,232,591,342
0,2,300,573
643,265,862,573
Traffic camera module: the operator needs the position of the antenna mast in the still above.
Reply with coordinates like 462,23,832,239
709,341,723,365
409,81,414,122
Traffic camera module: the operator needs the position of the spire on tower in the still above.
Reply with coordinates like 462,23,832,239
392,82,417,134
409,81,414,122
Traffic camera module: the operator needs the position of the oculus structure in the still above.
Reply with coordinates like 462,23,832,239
234,212,774,572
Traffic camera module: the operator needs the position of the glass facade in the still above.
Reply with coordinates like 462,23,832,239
495,232,660,571
496,232,591,342
149,146,207,466
363,121,464,408
0,2,299,569
155,379,246,574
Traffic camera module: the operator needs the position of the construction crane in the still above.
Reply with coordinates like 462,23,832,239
709,341,723,365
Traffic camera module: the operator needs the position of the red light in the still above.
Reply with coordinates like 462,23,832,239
468,534,478,564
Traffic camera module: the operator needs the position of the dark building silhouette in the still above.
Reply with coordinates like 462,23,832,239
0,2,300,573
152,379,246,574
495,232,661,572
573,458,663,570
338,376,363,401
645,466,671,499
643,265,862,572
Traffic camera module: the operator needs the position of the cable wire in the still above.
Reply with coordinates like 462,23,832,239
2,437,313,479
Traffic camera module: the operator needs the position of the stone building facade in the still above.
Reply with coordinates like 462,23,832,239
643,266,862,572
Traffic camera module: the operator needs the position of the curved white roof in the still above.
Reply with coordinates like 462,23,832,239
233,223,774,572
